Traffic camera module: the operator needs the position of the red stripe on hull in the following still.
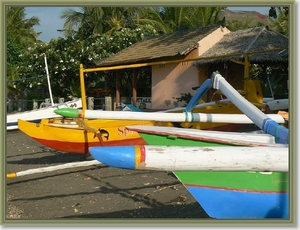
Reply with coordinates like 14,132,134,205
140,145,146,163
184,184,288,194
33,137,147,154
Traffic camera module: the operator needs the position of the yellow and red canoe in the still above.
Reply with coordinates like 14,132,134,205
18,118,153,154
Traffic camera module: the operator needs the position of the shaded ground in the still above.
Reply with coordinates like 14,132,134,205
5,130,210,224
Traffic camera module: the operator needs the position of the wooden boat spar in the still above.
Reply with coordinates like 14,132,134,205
88,72,290,219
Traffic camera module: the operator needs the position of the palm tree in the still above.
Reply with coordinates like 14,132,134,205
139,7,225,33
60,6,225,40
60,7,105,39
6,6,40,98
192,7,225,27
102,7,147,35
60,7,156,38
6,6,40,45
269,7,289,36
137,7,173,34
160,7,193,31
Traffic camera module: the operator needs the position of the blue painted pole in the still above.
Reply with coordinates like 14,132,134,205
184,79,212,112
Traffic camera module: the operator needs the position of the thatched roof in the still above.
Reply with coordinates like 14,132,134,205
193,26,288,66
96,24,222,67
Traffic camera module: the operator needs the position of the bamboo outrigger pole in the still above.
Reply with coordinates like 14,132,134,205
7,160,101,179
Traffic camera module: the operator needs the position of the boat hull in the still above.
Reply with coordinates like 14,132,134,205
136,131,289,219
186,185,288,219
18,118,152,154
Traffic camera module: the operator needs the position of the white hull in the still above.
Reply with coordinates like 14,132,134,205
266,99,289,111
7,98,82,130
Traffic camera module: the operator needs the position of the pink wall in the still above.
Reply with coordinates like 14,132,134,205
151,26,231,110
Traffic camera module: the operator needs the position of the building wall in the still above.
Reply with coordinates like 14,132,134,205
151,26,231,110
197,26,231,56
151,52,199,110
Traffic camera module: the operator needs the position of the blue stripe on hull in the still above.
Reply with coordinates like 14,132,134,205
186,186,289,219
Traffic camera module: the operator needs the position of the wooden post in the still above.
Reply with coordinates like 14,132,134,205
132,69,137,106
244,54,250,95
79,64,87,110
244,54,250,79
116,70,120,106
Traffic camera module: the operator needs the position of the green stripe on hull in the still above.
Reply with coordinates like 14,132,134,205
174,171,289,192
139,133,289,192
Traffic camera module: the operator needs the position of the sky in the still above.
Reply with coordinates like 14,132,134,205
25,6,271,43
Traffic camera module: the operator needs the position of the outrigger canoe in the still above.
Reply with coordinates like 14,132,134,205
18,99,284,155
89,125,289,219
88,72,290,219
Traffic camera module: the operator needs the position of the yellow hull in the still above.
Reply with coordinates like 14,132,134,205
18,118,154,154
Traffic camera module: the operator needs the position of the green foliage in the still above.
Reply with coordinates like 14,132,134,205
175,92,193,106
11,25,158,99
6,6,40,98
251,64,288,99
268,7,289,36
6,7,40,45
269,7,289,20
7,33,26,67
7,6,288,102
225,16,265,32
25,92,45,100
142,7,225,33
60,7,225,39
60,7,150,39
259,74,288,99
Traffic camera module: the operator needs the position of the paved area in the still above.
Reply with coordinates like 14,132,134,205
5,130,210,224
